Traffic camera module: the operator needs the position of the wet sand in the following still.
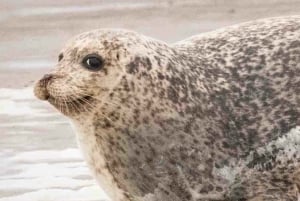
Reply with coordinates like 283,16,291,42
0,88,108,201
0,0,300,200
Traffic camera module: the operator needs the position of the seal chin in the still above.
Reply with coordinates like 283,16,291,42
47,95,94,116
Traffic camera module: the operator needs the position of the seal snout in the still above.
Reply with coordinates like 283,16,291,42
34,73,53,101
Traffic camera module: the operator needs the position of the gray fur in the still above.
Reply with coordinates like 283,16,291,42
34,16,300,201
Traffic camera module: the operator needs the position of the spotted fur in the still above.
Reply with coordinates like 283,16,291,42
34,16,300,201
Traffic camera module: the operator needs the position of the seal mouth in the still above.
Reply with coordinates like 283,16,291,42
47,95,94,116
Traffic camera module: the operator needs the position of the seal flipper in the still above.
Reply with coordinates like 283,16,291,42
141,172,194,201
225,126,300,201
142,186,183,201
225,165,300,201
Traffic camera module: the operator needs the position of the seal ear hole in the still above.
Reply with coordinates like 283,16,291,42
116,53,120,60
82,54,104,71
58,53,64,62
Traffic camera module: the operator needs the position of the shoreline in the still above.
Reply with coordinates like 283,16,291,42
0,68,47,88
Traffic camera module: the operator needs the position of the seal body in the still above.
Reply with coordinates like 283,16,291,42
34,16,300,201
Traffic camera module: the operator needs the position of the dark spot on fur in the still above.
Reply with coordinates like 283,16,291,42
167,86,179,103
126,57,140,74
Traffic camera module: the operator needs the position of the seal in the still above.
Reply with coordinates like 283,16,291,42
34,16,300,201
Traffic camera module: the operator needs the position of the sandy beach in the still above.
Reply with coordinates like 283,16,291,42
0,0,300,200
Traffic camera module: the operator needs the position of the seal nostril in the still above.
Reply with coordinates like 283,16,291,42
40,74,53,87
42,74,53,82
44,93,50,100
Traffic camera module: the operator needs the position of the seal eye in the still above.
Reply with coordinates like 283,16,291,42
82,55,104,71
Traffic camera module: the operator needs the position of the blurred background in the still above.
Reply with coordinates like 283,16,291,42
0,0,299,200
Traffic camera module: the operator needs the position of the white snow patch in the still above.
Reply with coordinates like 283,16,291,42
11,149,82,163
0,120,65,127
0,149,110,201
0,99,46,116
0,88,56,117
0,177,94,190
0,88,35,100
0,186,108,201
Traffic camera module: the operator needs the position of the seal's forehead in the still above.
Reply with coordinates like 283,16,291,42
62,29,141,54
64,31,106,50
69,29,141,46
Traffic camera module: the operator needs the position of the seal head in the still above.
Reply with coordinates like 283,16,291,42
34,29,170,119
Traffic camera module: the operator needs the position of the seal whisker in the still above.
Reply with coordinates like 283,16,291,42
80,97,122,126
77,96,95,112
68,99,78,115
62,96,70,115
71,92,97,114
67,95,82,114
